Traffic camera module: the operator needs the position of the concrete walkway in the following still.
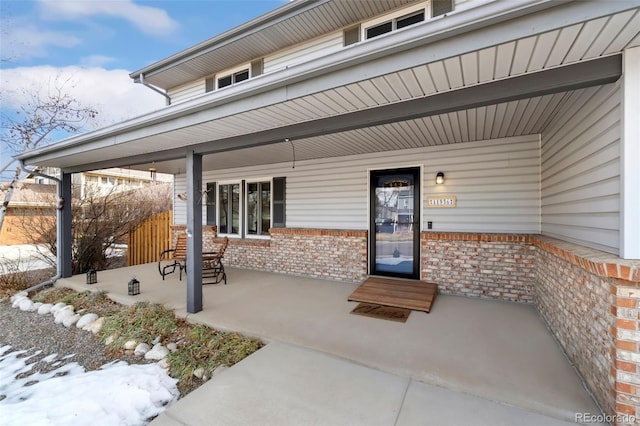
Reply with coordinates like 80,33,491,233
152,342,581,426
57,265,605,425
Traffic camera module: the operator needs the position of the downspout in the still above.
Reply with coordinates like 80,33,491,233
21,167,62,292
137,73,172,106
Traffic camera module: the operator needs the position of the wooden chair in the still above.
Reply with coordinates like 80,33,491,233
158,233,187,280
202,237,229,285
158,235,229,284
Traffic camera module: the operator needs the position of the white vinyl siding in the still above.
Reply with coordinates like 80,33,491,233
263,31,343,74
174,135,540,233
541,83,621,254
167,79,206,104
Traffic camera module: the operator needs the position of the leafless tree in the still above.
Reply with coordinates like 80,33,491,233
15,182,172,274
0,75,99,232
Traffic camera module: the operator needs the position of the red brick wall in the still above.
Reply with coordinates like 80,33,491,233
533,236,640,424
420,232,536,302
171,227,368,282
535,244,616,417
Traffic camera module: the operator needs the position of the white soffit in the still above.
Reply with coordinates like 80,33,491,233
107,8,640,153
139,0,418,89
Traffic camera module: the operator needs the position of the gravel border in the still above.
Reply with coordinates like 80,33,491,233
0,299,154,401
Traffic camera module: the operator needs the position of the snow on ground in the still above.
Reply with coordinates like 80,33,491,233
0,345,179,426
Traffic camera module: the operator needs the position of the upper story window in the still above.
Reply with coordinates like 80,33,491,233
365,9,425,40
206,59,264,93
217,69,249,89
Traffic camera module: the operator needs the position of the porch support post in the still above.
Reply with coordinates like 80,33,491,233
58,171,73,277
621,46,640,260
186,150,203,313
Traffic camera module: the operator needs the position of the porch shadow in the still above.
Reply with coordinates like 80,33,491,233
57,264,602,423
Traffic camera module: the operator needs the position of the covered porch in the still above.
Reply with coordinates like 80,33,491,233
58,264,601,423
16,1,640,421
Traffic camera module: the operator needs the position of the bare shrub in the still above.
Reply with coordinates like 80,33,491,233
0,255,31,299
15,182,172,274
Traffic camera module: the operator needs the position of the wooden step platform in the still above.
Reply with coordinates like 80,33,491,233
348,277,437,313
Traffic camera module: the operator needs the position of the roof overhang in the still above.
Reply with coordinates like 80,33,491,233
130,0,420,89
17,0,640,175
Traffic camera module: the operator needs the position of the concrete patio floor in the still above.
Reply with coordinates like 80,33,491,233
57,264,604,424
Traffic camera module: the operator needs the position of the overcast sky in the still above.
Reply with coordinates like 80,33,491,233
0,0,286,176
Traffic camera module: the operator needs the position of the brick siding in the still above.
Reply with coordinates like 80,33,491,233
171,225,640,421
535,244,616,418
532,236,640,424
420,232,536,302
171,227,368,282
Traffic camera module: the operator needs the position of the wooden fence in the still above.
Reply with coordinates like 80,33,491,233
127,211,173,266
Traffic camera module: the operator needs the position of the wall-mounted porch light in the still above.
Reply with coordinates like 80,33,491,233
149,167,157,181
436,172,445,185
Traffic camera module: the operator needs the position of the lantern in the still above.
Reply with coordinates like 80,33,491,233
128,278,140,296
86,269,97,285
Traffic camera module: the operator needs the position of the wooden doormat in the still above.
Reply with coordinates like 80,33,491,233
351,302,411,323
348,277,438,313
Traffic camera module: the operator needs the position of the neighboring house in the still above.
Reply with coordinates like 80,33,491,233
0,181,56,246
75,168,172,198
15,0,640,420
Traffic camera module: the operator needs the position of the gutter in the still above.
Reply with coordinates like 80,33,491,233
135,74,172,106
20,167,62,292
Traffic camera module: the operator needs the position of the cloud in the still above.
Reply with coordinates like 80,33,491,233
0,66,166,129
79,55,117,68
38,0,179,36
0,18,81,61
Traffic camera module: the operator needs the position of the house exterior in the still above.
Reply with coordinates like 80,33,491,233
15,0,640,421
0,181,56,245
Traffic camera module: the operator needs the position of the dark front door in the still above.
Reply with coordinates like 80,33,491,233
370,167,420,279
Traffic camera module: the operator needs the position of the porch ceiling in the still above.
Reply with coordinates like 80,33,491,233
17,1,640,175
147,88,594,172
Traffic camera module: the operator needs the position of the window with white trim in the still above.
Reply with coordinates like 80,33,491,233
365,9,425,39
206,59,263,93
247,181,271,236
362,3,429,41
218,183,240,235
207,177,285,237
217,69,249,89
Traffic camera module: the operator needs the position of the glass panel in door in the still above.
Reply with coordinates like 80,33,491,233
371,168,420,279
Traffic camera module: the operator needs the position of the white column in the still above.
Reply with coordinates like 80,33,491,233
621,46,640,259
